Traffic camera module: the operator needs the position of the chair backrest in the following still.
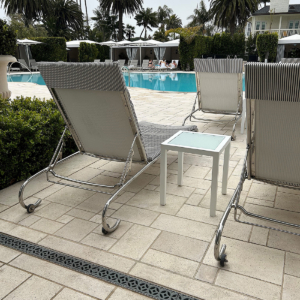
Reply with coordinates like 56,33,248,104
94,59,100,62
281,58,300,63
29,59,38,66
38,62,147,162
118,60,125,66
142,60,149,66
194,59,243,113
105,59,112,63
153,60,158,65
245,62,300,187
129,60,138,66
18,59,28,68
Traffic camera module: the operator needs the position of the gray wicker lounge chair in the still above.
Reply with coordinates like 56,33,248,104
183,58,246,140
118,60,125,67
215,62,300,266
29,59,39,71
18,59,30,71
19,62,198,234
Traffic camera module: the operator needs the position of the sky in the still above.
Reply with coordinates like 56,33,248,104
1,0,300,37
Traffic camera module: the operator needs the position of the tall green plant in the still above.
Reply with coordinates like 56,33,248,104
246,32,258,56
78,42,99,62
256,32,278,62
0,18,17,55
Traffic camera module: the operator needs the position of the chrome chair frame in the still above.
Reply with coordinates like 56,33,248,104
214,63,300,266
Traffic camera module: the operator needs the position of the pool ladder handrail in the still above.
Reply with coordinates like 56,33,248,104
121,66,130,87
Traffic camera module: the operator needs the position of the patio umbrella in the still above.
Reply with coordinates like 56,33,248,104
17,39,43,68
100,40,118,60
66,40,102,48
278,34,300,44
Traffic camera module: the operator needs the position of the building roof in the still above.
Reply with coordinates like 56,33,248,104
252,4,300,16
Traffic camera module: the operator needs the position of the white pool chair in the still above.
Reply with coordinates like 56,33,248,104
128,60,138,69
142,60,149,70
281,58,300,63
94,59,100,62
215,62,300,266
105,59,112,63
19,62,198,234
29,59,39,71
118,60,125,67
183,58,245,140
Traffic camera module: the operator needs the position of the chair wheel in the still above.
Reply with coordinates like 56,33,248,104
27,204,35,213
102,228,108,235
220,253,228,267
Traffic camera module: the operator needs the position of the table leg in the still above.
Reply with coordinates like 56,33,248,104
160,147,167,206
222,143,231,195
211,155,219,217
178,151,184,186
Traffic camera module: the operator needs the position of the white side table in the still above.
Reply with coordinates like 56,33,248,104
160,131,231,217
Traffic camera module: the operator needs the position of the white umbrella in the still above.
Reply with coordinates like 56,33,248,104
17,39,43,68
115,40,132,45
66,40,101,48
278,34,300,45
160,39,180,47
100,40,118,60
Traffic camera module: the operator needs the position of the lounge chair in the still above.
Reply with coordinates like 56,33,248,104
128,60,138,69
19,62,198,234
105,59,112,63
142,60,149,70
118,60,125,67
281,58,300,63
94,59,100,62
182,58,246,140
169,60,179,70
29,59,39,71
215,62,300,266
7,62,20,72
18,59,30,71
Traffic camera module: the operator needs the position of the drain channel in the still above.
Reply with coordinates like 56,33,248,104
0,232,201,300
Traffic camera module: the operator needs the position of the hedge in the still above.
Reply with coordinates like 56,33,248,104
179,32,246,70
0,96,77,190
95,44,110,61
256,32,278,62
30,37,67,62
0,18,17,55
79,42,98,62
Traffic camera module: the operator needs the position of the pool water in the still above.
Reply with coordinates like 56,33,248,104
8,72,246,92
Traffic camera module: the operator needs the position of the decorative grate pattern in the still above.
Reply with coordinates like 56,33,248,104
194,58,243,74
0,232,201,300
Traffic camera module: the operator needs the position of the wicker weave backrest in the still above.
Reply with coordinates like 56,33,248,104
194,59,243,113
245,63,300,187
38,62,147,162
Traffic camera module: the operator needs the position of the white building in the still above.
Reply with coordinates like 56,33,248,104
247,0,300,38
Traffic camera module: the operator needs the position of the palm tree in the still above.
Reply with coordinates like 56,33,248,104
187,1,211,27
210,0,259,35
99,0,143,41
153,27,168,42
157,5,173,30
135,7,158,39
43,0,83,39
0,0,49,20
166,14,182,39
124,24,135,40
84,0,89,27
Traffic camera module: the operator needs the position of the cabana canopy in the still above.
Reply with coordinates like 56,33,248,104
278,34,300,45
66,40,101,48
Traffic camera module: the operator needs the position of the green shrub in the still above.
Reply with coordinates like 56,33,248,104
256,32,278,62
194,35,212,58
0,96,77,190
95,44,110,61
30,37,67,62
179,36,196,70
246,32,258,56
232,33,246,57
0,18,17,55
78,42,98,62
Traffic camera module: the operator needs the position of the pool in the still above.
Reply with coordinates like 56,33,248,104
8,72,246,92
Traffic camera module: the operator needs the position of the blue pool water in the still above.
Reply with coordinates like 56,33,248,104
8,73,246,92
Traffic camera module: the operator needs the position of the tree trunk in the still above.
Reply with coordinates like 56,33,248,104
230,22,235,36
144,27,147,39
84,0,89,27
118,8,123,41
140,28,144,38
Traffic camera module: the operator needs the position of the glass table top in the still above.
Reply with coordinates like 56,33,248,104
167,132,226,150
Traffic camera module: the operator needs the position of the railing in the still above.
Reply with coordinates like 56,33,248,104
121,66,130,87
253,29,300,38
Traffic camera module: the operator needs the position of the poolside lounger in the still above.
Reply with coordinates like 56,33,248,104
182,58,245,140
94,59,100,62
18,59,30,71
142,60,149,70
215,62,300,266
105,59,112,63
118,60,126,67
281,58,300,63
19,62,198,234
128,60,138,69
29,59,39,71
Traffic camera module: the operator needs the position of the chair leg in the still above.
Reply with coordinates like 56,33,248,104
241,97,246,134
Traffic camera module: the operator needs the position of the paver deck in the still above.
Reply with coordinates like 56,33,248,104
1,82,299,299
